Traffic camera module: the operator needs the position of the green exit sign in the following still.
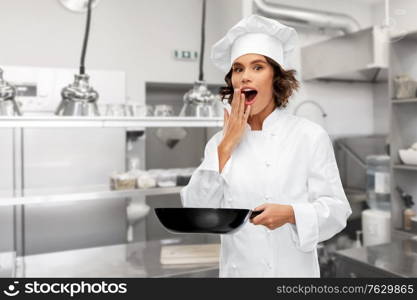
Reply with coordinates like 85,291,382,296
174,50,198,61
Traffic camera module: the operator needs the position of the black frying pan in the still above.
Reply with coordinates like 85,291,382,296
154,208,263,234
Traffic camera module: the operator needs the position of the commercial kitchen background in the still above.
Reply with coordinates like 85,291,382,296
0,0,416,277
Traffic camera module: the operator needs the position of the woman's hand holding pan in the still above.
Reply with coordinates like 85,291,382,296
250,204,296,230
217,88,251,172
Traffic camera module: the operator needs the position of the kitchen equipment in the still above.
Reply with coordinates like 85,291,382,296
411,216,417,233
137,173,157,189
128,104,150,117
160,243,220,265
110,172,136,190
106,104,126,117
396,186,416,231
126,198,150,242
155,127,187,149
179,0,218,118
0,68,22,116
55,0,100,116
398,148,417,165
153,105,188,148
176,168,195,186
154,104,174,117
334,135,388,191
124,104,134,117
361,209,391,246
301,26,388,82
145,105,154,116
366,155,391,211
180,81,217,117
393,74,417,99
127,157,141,171
0,68,126,254
156,170,177,188
154,208,263,234
97,104,107,116
293,100,327,129
354,230,362,248
55,74,99,116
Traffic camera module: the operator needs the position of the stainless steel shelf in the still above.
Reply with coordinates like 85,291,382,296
0,116,223,128
389,26,417,241
392,229,417,240
393,164,417,171
391,98,417,104
0,185,183,206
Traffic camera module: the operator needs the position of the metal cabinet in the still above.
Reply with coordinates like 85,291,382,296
0,116,223,277
21,128,127,255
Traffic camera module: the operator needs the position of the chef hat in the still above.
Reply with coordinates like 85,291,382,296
211,14,298,73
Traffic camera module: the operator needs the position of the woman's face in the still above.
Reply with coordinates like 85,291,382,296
231,53,275,115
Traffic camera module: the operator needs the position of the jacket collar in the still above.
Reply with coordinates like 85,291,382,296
246,107,286,132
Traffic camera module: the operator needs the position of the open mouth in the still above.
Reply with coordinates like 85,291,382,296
242,89,258,105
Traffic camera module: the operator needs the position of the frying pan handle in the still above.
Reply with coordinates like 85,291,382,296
249,210,263,219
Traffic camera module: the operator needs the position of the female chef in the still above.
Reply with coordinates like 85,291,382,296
180,14,352,277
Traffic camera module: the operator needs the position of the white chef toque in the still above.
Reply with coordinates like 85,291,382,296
210,14,298,73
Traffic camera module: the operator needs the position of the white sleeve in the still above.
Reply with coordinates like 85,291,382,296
289,130,352,252
180,132,234,208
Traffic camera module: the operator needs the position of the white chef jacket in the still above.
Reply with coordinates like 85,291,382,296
180,107,352,277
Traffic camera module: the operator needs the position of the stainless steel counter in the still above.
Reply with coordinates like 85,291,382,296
334,238,417,277
14,239,219,278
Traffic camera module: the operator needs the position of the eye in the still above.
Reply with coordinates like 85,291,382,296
254,65,263,71
233,67,243,73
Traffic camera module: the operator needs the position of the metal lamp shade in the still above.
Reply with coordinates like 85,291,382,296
180,81,217,117
0,68,22,116
59,0,100,13
55,74,99,116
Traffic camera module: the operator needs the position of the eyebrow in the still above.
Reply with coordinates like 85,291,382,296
232,59,267,67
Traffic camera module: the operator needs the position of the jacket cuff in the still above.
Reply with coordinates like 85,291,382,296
199,145,233,185
289,203,319,252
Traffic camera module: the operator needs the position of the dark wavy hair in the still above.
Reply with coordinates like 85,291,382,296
219,56,299,108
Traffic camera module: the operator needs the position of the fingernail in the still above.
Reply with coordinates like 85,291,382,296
234,88,240,92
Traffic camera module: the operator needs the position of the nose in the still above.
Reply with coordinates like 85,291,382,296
240,69,251,84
